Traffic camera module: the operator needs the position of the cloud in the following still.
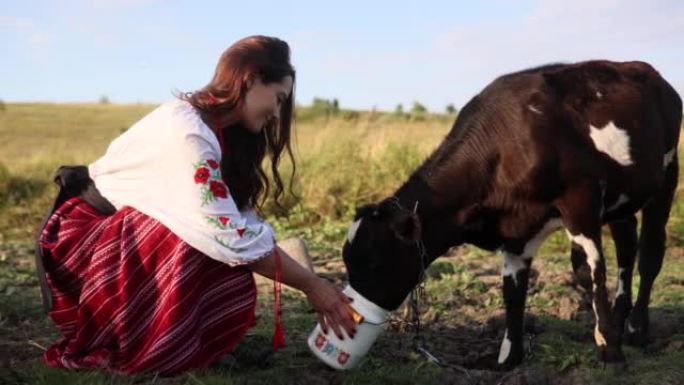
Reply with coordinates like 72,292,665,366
292,0,684,111
0,15,34,29
0,15,54,46
286,1,684,110
437,1,681,66
422,0,684,107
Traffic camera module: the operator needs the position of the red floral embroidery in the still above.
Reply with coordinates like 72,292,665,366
209,180,228,198
338,351,350,365
194,167,210,184
218,216,230,226
236,228,246,237
194,159,229,207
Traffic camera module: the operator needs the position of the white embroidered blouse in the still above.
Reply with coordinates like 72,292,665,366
89,100,276,266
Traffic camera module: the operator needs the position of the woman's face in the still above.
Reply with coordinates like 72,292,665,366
241,75,293,134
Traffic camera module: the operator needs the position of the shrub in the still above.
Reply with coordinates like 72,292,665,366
410,101,427,121
0,163,49,209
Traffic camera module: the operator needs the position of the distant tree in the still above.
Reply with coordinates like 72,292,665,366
394,104,404,115
410,101,427,121
99,95,111,104
445,103,458,115
332,98,340,114
313,97,335,117
411,101,427,115
311,97,327,108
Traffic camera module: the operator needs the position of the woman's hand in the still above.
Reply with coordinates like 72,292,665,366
303,276,357,340
246,248,357,339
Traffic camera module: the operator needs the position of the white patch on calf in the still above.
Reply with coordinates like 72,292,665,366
567,233,601,277
566,232,602,295
664,148,676,169
568,232,610,346
347,219,362,243
596,91,603,99
589,121,634,166
522,219,563,256
498,329,512,364
606,194,629,213
528,105,542,114
502,253,528,286
502,219,563,286
594,325,607,346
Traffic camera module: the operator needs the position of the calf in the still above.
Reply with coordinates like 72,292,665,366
342,60,682,369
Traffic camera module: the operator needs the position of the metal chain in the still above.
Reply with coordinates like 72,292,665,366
388,197,475,377
385,199,542,382
409,239,428,348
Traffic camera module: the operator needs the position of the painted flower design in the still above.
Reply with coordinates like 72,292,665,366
315,333,326,348
337,351,350,365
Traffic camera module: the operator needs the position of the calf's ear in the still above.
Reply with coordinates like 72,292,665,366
390,210,422,243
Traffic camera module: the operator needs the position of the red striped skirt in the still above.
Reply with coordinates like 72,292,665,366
38,197,257,376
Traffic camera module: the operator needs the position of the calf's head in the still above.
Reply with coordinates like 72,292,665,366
342,198,425,310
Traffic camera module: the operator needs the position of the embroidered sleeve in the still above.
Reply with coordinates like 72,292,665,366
157,115,277,267
91,101,276,268
193,159,228,206
189,155,276,266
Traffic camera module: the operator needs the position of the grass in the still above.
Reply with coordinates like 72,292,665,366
0,102,683,384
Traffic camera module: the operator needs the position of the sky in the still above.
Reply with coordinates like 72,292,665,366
2,0,683,112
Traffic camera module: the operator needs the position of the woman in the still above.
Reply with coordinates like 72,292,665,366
38,35,356,376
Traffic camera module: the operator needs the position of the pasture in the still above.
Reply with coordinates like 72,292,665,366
0,102,682,384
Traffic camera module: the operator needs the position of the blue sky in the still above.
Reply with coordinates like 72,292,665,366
2,0,683,111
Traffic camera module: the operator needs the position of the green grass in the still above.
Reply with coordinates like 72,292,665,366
1,103,683,384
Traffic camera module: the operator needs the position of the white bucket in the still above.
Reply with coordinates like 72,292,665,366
307,285,389,369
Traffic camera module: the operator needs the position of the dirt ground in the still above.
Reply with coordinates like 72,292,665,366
281,246,684,384
2,242,683,384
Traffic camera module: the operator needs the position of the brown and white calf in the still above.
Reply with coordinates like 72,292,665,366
342,60,682,368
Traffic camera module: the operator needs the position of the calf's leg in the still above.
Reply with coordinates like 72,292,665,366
498,219,562,369
556,180,625,364
627,162,677,346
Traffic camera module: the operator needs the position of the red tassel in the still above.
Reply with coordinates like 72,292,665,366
273,249,285,351
273,321,285,351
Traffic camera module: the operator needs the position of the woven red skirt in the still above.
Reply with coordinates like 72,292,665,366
38,197,257,376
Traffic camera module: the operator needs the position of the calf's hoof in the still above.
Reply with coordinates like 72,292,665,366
597,346,625,365
624,324,649,347
496,344,524,371
606,360,627,373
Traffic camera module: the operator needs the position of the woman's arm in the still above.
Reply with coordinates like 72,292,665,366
247,247,357,340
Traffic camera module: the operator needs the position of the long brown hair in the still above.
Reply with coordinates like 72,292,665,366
180,35,296,213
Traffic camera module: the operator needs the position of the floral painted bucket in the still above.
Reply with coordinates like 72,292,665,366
307,285,388,369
